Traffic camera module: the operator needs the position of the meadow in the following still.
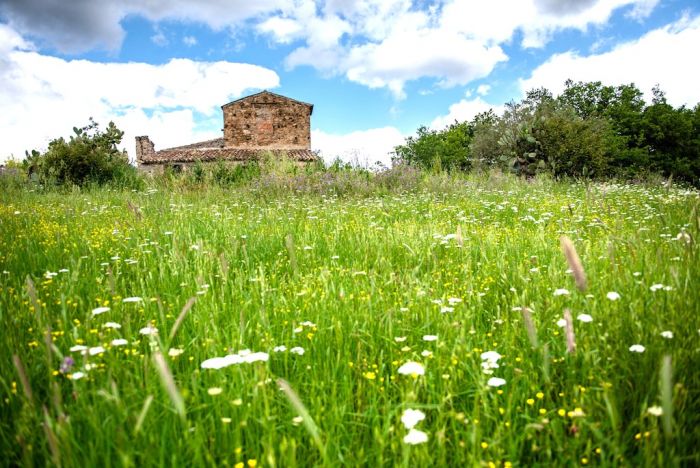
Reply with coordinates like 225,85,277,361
0,171,699,466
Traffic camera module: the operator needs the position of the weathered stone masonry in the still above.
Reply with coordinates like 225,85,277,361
223,91,311,149
135,91,316,172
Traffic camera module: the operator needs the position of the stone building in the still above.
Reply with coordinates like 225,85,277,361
135,91,316,172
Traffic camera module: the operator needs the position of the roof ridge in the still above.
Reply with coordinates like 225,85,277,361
159,138,225,151
221,90,313,109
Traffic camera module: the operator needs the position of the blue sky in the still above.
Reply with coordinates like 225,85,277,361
1,0,699,165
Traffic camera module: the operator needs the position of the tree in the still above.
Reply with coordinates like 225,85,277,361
641,94,699,185
29,119,137,187
393,121,475,171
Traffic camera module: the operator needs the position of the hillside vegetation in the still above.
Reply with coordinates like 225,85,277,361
395,81,700,187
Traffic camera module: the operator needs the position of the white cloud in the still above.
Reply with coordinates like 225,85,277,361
257,17,304,44
283,12,352,72
442,0,659,48
0,24,280,161
278,0,656,96
520,14,700,107
430,97,504,130
151,26,168,46
345,26,507,99
312,127,406,167
183,35,197,46
283,7,507,98
0,0,291,53
1,0,663,96
476,84,491,96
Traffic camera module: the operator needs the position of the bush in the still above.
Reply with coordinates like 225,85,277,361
27,119,140,188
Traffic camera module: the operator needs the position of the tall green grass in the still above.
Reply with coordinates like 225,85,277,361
1,171,698,466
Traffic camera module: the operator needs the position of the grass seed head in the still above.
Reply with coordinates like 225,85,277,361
560,236,587,291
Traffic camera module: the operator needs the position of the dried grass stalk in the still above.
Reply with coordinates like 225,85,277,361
564,309,576,354
560,236,587,291
12,355,34,405
521,307,538,348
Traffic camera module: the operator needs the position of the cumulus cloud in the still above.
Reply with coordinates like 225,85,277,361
345,27,507,99
312,127,406,167
534,0,598,16
273,0,657,96
441,0,658,48
430,97,504,130
257,17,304,44
0,0,290,53
0,24,280,161
520,14,700,107
281,5,507,98
1,0,662,95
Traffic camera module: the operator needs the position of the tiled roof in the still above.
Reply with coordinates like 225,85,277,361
140,147,318,164
160,138,225,151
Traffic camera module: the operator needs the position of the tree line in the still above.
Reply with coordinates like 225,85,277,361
394,80,700,186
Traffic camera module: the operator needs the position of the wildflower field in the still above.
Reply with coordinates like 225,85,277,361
1,174,699,466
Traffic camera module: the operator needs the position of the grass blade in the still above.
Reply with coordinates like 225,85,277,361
153,352,186,421
277,378,326,460
169,297,196,341
660,355,673,439
134,395,154,435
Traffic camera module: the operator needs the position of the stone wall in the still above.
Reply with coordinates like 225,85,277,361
222,93,311,149
135,136,155,163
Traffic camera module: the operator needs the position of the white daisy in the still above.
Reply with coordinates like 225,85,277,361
606,291,621,301
400,409,426,429
88,346,105,356
487,377,506,387
403,428,428,445
123,297,143,303
91,307,110,316
139,326,158,336
398,361,425,376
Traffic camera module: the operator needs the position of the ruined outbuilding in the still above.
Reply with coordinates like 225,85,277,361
135,91,316,172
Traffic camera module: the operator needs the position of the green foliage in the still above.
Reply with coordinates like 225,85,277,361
393,121,474,171
26,119,140,188
212,160,261,186
398,80,700,186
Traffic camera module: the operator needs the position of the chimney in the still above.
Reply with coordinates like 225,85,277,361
135,136,155,164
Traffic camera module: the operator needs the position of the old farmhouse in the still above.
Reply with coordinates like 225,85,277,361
135,91,316,172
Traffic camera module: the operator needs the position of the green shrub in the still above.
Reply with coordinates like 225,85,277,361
26,119,140,188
